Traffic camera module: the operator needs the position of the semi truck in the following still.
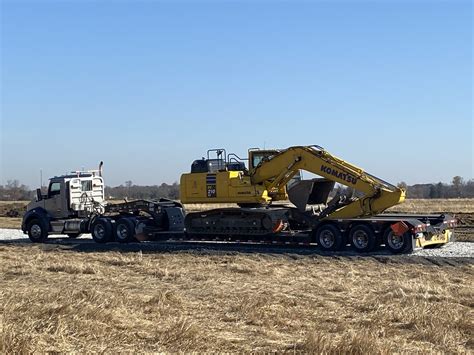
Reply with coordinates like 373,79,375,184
22,163,185,244
22,146,457,253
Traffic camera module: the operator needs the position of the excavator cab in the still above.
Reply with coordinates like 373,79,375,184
248,149,279,170
183,146,351,212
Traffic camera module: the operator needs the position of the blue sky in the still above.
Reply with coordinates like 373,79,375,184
1,0,472,187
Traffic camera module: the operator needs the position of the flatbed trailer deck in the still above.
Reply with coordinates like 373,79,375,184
140,211,457,254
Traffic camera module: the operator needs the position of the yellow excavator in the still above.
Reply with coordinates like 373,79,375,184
181,145,456,253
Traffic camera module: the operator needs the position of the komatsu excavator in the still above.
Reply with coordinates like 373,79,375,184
181,145,456,253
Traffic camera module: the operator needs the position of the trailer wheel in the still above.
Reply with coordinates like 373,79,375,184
350,224,376,252
27,218,48,243
115,218,136,243
314,224,343,251
384,229,411,254
67,233,82,239
91,218,113,243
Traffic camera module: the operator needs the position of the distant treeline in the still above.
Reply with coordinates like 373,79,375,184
335,176,474,199
105,181,180,200
0,177,473,201
399,179,474,199
0,180,34,201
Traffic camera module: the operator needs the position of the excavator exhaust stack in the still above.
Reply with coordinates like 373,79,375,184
288,178,335,211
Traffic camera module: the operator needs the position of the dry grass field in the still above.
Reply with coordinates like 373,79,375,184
1,244,473,353
387,198,474,214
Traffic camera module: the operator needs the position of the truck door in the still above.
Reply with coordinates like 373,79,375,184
44,181,64,218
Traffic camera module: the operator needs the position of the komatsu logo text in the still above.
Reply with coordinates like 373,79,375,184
320,165,357,185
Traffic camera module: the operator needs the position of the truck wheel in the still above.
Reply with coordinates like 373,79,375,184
27,219,48,243
115,218,136,243
314,224,343,251
67,233,82,239
384,229,412,254
91,218,112,243
350,224,376,252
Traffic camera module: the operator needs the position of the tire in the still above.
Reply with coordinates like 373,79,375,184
384,228,412,254
349,224,376,252
115,218,136,243
314,224,343,251
67,233,82,239
27,218,48,243
91,218,113,243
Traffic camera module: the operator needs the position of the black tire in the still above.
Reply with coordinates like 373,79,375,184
91,218,113,243
314,224,343,251
67,233,82,239
349,224,376,252
27,218,48,243
384,228,413,254
115,218,136,243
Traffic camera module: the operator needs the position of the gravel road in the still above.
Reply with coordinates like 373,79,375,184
1,228,472,258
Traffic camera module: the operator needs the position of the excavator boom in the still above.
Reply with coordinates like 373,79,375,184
250,145,405,219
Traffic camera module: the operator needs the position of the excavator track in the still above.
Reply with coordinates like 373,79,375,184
184,208,290,238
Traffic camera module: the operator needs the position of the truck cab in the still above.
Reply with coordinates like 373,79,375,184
22,167,105,242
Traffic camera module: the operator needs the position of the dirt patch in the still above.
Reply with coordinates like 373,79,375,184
0,201,27,218
455,213,474,242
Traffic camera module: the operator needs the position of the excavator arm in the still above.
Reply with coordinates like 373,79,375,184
250,145,405,219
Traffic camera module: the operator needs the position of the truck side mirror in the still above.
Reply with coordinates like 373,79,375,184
36,188,43,201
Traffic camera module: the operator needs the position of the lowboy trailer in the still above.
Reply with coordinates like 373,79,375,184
21,158,457,254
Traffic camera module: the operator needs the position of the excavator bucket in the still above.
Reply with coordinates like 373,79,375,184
288,179,335,211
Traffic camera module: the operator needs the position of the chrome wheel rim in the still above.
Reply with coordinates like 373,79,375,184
319,230,335,248
353,230,369,249
387,231,404,250
30,224,42,238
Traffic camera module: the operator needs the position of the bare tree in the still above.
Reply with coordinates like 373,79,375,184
397,181,407,189
452,176,464,197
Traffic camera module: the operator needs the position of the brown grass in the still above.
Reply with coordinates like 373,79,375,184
0,244,472,353
0,217,21,229
387,198,474,214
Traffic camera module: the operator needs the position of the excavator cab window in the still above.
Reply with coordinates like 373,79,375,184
249,150,278,170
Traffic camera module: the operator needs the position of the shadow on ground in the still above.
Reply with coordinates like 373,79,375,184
1,237,472,267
